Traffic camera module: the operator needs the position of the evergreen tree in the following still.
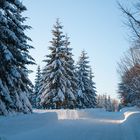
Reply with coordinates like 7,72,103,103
119,73,140,107
77,51,96,108
40,19,69,109
118,60,140,107
88,67,97,107
31,66,42,108
0,0,34,115
62,34,77,108
118,82,132,106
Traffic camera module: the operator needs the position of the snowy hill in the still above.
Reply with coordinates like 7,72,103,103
0,107,140,140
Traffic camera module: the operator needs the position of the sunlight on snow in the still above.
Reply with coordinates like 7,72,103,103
57,110,79,120
119,111,140,123
98,111,140,124
34,109,140,124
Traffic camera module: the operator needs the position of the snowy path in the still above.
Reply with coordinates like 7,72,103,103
0,107,140,140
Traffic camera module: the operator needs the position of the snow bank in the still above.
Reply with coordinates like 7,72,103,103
34,109,79,120
120,106,140,113
119,106,140,123
34,107,140,122
55,110,79,120
119,107,140,140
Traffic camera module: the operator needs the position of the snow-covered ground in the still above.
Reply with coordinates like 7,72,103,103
0,107,140,140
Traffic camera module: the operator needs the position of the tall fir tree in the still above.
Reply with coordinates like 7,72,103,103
40,19,70,109
0,0,34,115
88,67,97,107
77,51,96,108
77,51,89,108
31,66,42,108
62,34,77,108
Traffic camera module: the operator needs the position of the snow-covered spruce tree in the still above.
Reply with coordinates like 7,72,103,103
40,19,75,109
31,66,42,108
88,67,97,107
62,34,77,109
77,51,96,108
118,82,132,106
119,69,140,107
0,0,34,115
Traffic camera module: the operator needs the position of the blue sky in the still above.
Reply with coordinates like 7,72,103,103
23,0,134,99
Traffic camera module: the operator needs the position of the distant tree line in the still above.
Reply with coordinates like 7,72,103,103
97,94,118,112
